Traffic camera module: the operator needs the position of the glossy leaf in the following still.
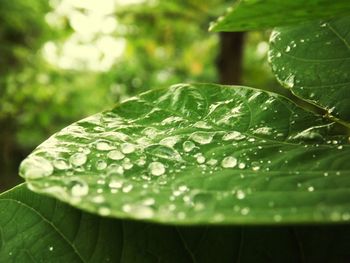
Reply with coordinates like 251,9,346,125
210,0,350,32
269,16,350,122
1,184,350,262
19,83,350,225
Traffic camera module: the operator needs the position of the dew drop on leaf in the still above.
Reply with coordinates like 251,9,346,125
122,204,154,219
96,160,107,170
107,150,125,160
148,162,166,176
222,131,246,141
20,156,54,179
121,143,136,154
70,180,89,197
221,156,237,168
182,140,196,152
190,131,215,144
69,153,87,167
53,158,70,170
95,140,115,151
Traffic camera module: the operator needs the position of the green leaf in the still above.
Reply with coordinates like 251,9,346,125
0,184,122,262
268,17,350,123
19,83,350,225
1,184,350,262
210,0,350,32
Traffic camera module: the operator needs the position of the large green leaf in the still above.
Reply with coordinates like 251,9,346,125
210,0,350,32
269,16,350,123
19,83,350,225
1,184,350,262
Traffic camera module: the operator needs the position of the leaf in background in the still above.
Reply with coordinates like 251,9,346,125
269,16,350,122
1,184,350,262
19,83,350,225
210,0,350,32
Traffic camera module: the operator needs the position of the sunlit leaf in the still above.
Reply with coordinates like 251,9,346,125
269,16,350,122
19,83,350,224
210,0,350,32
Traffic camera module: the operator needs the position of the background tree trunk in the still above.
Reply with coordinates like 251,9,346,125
217,32,245,85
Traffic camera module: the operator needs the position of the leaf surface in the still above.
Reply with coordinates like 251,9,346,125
19,83,350,224
0,184,122,263
1,184,350,262
210,0,350,32
269,16,350,123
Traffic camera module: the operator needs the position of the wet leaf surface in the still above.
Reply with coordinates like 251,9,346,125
269,16,350,122
19,83,350,224
210,0,350,32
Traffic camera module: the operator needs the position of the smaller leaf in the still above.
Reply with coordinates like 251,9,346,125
268,16,350,122
210,0,350,32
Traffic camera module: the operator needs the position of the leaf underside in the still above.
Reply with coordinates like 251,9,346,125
19,83,350,225
1,184,350,263
210,0,350,32
269,16,350,123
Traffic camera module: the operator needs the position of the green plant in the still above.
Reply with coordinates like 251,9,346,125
1,0,350,262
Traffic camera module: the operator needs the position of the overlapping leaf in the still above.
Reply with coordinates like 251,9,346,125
269,16,350,122
1,184,350,262
19,83,350,224
210,0,350,32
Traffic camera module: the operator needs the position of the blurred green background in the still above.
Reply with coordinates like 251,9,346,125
0,0,277,191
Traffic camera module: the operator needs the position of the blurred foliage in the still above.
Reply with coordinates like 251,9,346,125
0,0,274,190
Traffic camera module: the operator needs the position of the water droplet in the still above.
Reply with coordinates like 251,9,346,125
273,214,282,222
236,190,245,200
20,156,54,179
207,158,218,166
308,186,314,192
122,158,133,170
70,180,89,197
285,46,291,52
96,140,115,151
121,143,136,154
69,153,87,166
108,178,124,189
122,184,133,193
221,156,237,168
190,131,215,145
252,166,260,171
148,162,165,176
142,127,159,138
159,136,180,147
53,158,70,170
95,160,107,170
253,127,272,135
182,141,195,152
238,163,246,169
122,204,154,219
107,164,124,176
241,207,250,215
107,150,125,160
284,74,295,88
49,246,54,251
136,156,146,166
196,154,206,164
193,121,212,129
98,206,111,216
222,131,246,141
